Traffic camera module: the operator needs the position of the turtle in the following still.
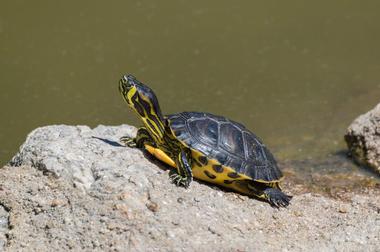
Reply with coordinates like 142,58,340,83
119,74,292,207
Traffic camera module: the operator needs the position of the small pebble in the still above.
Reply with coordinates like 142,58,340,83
177,197,184,204
51,199,66,207
166,230,175,238
33,207,42,214
338,206,348,213
113,203,130,218
118,192,130,200
293,211,303,217
146,201,159,212
172,220,180,226
107,222,118,231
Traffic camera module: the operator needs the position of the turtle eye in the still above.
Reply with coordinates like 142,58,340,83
121,75,128,83
120,75,133,90
122,75,130,86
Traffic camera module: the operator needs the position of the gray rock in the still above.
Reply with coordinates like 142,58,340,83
345,103,380,175
0,124,379,251
10,124,139,191
0,203,9,250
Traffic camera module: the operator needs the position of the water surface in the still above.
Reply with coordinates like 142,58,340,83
1,1,380,176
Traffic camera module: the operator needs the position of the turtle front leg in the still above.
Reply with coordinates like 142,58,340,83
170,148,193,188
120,127,154,148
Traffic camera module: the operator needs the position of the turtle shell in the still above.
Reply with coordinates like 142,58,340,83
167,112,283,182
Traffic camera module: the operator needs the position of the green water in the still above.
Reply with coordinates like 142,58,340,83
1,1,380,168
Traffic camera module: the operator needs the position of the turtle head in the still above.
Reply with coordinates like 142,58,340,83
119,74,145,107
119,74,165,140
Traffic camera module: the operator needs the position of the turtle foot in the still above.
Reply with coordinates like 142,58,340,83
169,173,191,188
264,188,292,208
120,136,137,148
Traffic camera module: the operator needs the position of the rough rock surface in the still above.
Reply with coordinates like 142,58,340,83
0,125,379,251
345,103,380,175
10,125,138,191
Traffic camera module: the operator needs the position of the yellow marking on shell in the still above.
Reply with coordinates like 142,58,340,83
190,150,281,198
191,150,251,184
143,141,280,199
144,144,176,168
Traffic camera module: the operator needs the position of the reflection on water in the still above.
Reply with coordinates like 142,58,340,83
1,1,380,174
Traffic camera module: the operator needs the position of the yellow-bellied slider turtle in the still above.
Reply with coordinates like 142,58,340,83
119,74,291,207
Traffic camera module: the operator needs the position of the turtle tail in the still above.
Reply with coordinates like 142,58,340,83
264,188,292,208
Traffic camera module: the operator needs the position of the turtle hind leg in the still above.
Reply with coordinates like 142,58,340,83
263,188,292,208
246,181,292,208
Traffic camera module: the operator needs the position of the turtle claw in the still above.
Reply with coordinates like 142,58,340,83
264,188,292,208
120,136,137,148
170,173,191,188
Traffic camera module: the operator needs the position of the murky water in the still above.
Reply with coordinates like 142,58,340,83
1,1,380,177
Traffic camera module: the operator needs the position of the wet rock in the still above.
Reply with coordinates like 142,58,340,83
0,125,379,251
345,103,380,175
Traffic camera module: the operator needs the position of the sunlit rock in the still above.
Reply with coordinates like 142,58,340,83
0,125,378,251
345,103,380,175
